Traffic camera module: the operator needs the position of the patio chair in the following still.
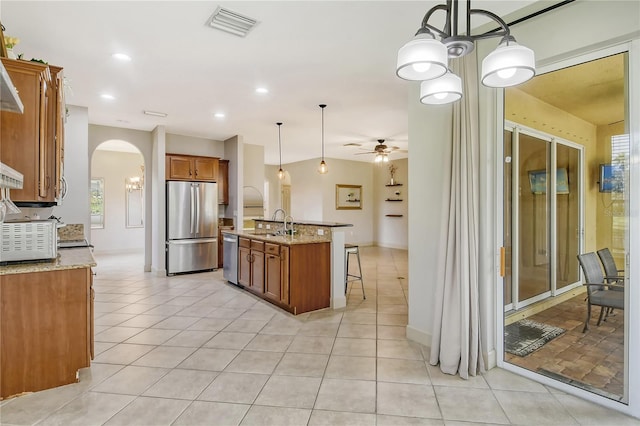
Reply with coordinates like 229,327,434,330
577,252,624,332
597,248,624,285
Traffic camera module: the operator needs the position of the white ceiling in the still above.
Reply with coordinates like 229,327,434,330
2,1,553,165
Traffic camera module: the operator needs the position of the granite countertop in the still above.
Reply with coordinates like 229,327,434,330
0,247,97,276
222,229,331,246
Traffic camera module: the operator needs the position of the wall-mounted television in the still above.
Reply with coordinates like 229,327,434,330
599,163,624,193
528,168,569,194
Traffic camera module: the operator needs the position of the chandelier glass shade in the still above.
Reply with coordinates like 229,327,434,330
396,0,536,105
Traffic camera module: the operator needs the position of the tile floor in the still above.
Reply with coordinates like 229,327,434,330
1,246,639,425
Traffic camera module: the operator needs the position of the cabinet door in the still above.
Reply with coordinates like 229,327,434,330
280,245,290,304
0,59,51,202
167,155,193,180
49,65,65,201
218,159,229,204
238,246,251,287
194,157,218,181
265,252,281,301
250,250,265,293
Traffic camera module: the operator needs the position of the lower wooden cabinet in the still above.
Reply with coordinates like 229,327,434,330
0,267,93,398
236,238,329,314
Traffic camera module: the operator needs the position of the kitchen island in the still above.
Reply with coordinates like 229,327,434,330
224,219,352,314
0,248,96,399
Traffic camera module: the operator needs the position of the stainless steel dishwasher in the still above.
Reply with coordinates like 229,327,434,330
222,233,238,284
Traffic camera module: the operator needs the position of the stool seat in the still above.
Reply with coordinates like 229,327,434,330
345,244,365,299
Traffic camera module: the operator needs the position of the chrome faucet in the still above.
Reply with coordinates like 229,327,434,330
271,208,286,221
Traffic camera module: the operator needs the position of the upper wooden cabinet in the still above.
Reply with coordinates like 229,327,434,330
218,159,229,205
0,58,62,204
166,154,219,182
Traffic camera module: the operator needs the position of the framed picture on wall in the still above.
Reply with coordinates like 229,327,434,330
336,184,362,210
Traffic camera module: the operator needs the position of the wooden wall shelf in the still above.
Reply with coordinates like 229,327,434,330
385,183,403,187
385,199,403,202
385,214,403,217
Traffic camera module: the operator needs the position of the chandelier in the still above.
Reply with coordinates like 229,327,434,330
396,0,535,104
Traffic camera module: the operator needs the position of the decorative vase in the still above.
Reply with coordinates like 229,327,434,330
6,48,17,59
389,177,395,185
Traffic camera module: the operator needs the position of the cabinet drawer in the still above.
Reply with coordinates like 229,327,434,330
239,237,250,248
251,240,265,251
265,243,280,256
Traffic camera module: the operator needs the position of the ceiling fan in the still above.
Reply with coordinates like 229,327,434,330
354,139,399,163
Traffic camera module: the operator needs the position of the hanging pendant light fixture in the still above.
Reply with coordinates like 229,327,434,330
396,0,536,105
276,122,285,180
318,104,328,174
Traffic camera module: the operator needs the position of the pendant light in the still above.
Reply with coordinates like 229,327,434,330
276,122,285,180
318,104,328,174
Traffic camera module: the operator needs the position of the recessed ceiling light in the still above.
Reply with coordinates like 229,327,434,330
214,112,225,118
112,53,132,61
100,93,115,100
255,87,269,94
143,110,167,117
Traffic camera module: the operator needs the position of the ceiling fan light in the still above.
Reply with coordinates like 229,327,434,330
396,32,448,81
481,40,535,87
383,154,389,163
375,154,383,163
419,71,462,105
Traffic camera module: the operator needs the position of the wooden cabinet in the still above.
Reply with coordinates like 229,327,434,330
0,267,93,398
238,237,264,293
218,159,229,205
166,154,219,182
49,65,65,201
0,58,58,203
235,238,329,314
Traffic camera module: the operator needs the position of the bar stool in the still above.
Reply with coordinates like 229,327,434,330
345,244,365,299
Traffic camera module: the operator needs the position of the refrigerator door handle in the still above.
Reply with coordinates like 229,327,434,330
190,184,196,235
194,184,201,235
168,238,217,245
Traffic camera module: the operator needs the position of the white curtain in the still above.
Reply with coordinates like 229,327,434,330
429,50,485,379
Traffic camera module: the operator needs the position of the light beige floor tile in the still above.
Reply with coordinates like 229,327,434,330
493,389,577,425
343,312,377,325
274,353,329,377
77,363,125,390
377,339,423,360
131,345,196,368
314,378,376,414
93,341,117,356
377,313,408,326
225,318,269,333
175,304,217,317
143,304,186,316
287,336,335,354
240,405,311,426
205,307,246,319
245,334,293,352
163,330,218,347
377,415,444,425
434,386,508,424
223,297,259,309
188,317,234,331
305,310,343,323
199,372,270,404
225,350,283,374
92,366,169,395
553,393,640,425
142,368,217,400
426,364,489,388
117,314,166,328
377,304,408,315
93,343,156,365
103,395,190,426
484,367,548,392
113,303,157,315
165,295,202,306
93,303,131,314
254,375,321,408
239,309,276,321
378,358,430,384
177,347,240,371
124,328,181,345
337,323,377,339
0,383,88,425
37,392,134,426
94,326,145,343
297,321,340,337
377,325,407,340
151,315,200,329
377,382,441,419
204,331,257,349
325,355,376,380
378,295,407,305
308,409,376,425
332,338,377,357
173,401,249,426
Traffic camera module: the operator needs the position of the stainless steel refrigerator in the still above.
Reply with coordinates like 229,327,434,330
166,181,218,275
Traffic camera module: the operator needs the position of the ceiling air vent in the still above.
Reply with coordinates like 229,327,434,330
206,6,258,37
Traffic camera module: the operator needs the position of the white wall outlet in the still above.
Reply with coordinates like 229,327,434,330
266,224,271,230
258,223,263,229
317,229,324,236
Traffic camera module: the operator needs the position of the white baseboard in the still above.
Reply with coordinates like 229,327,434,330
375,242,409,250
406,324,431,347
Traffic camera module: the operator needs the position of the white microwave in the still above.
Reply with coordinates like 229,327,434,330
0,219,58,263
